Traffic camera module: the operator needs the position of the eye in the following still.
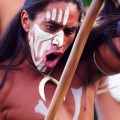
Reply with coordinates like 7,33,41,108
64,28,77,36
47,25,58,32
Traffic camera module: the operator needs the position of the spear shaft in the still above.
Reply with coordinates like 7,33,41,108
45,0,104,119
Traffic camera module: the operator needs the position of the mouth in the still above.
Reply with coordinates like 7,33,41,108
44,52,63,68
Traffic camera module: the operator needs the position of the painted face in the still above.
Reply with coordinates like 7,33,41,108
28,2,80,71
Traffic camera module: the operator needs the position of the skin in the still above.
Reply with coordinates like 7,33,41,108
27,6,71,71
0,1,120,120
0,2,85,120
23,3,79,70
95,37,120,120
95,76,120,120
0,0,25,34
95,37,120,74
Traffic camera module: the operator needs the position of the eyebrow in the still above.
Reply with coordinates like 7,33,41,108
64,25,80,32
45,18,80,30
45,19,63,28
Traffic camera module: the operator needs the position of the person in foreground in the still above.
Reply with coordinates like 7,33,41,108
0,0,120,120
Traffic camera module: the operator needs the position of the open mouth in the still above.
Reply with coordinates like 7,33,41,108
44,52,62,68
47,53,59,62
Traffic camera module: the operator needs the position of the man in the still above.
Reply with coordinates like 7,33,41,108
0,0,120,120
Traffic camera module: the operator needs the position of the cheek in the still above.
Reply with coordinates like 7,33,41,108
65,37,74,50
65,35,75,48
36,40,52,59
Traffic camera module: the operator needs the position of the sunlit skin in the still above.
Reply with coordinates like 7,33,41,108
95,75,120,120
0,2,86,120
0,1,120,120
27,3,79,71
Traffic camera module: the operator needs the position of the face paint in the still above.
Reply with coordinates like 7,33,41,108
29,24,53,71
71,87,83,120
46,11,51,20
28,7,70,70
63,7,69,25
29,24,64,71
37,63,46,72
52,30,64,47
46,7,69,25
40,40,51,57
57,9,63,23
52,8,57,20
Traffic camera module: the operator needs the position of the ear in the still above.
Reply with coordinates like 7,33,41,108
21,10,31,32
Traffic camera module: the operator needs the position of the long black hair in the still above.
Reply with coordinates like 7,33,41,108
0,0,83,89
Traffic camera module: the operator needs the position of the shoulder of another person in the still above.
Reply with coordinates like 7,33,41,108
94,38,120,76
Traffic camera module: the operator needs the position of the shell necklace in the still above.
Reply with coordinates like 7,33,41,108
25,60,58,102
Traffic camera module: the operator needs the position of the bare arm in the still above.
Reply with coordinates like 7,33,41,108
95,75,120,120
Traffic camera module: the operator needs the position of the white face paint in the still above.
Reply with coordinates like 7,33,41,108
52,30,64,47
28,7,70,71
52,8,57,20
63,7,69,25
29,24,64,71
57,9,63,23
46,11,51,20
29,25,52,71
46,7,69,25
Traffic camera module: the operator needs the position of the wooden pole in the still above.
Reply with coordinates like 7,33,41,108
45,0,104,119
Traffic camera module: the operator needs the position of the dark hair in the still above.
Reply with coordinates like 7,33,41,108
0,0,83,89
82,0,120,60
99,0,120,16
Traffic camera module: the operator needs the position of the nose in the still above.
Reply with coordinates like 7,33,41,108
52,30,65,47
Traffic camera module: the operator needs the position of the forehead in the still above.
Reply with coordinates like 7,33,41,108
36,2,80,25
46,2,78,11
46,2,80,17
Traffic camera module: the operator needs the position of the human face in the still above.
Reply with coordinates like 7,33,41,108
28,2,80,71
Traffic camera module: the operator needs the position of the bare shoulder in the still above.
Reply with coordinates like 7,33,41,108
94,37,120,75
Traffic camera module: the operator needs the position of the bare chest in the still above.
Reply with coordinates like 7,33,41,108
0,67,88,120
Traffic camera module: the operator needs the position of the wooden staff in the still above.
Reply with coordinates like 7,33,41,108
45,0,104,119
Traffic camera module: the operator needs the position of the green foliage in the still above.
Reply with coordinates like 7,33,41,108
94,106,98,120
82,0,92,6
